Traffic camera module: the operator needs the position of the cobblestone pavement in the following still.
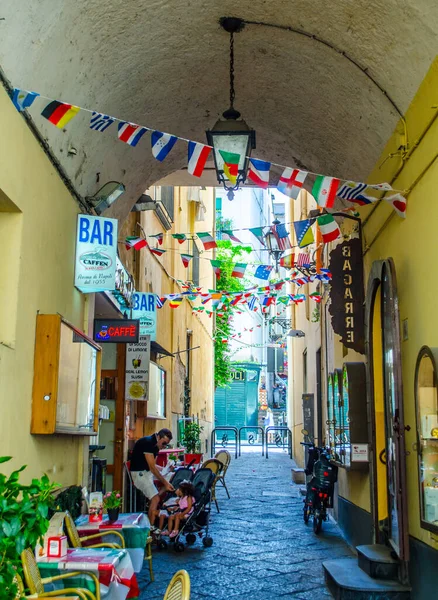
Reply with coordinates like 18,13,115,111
138,448,354,599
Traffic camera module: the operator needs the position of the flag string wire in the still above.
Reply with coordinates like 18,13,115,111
18,89,407,194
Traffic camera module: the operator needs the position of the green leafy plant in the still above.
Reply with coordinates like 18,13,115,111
103,491,123,510
214,240,252,388
182,422,204,453
168,453,178,462
0,456,59,597
49,485,83,521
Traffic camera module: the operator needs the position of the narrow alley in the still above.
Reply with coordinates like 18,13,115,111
139,450,353,599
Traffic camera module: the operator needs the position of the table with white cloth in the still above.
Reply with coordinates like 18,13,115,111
75,512,150,573
37,547,139,600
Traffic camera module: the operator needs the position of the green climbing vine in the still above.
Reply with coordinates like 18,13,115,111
214,240,252,388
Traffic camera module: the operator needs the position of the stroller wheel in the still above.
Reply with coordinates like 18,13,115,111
157,539,167,549
202,536,213,548
186,533,197,545
174,541,185,552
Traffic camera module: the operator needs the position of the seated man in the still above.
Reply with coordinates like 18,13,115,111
130,428,174,528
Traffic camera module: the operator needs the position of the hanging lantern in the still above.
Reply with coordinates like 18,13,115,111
206,17,256,200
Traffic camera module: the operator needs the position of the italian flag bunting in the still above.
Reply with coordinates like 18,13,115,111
150,233,163,245
219,150,240,184
197,232,217,250
231,263,247,279
125,236,148,250
210,260,222,277
150,247,166,257
172,233,187,244
317,214,341,243
312,176,340,208
181,254,193,267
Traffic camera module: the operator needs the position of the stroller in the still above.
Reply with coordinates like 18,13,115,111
157,467,215,552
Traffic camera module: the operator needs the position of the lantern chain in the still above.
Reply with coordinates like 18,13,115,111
229,32,235,110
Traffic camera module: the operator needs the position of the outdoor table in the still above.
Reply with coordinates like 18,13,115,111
37,547,139,600
75,513,150,573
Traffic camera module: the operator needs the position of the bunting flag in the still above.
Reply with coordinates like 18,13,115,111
221,230,241,243
169,297,183,308
297,252,311,267
172,233,187,244
125,236,148,250
294,220,314,247
247,296,257,311
156,297,166,308
41,100,80,128
249,227,266,247
210,260,222,277
90,112,115,132
181,254,193,268
368,182,393,191
151,131,178,161
312,176,340,208
248,158,271,188
12,88,39,112
291,294,306,303
150,233,164,245
118,122,148,146
231,263,247,279
254,265,273,280
197,232,217,250
279,253,295,268
219,150,239,184
317,214,342,243
278,168,308,199
310,292,323,303
187,141,211,177
385,193,407,218
150,247,166,257
337,181,377,206
271,223,292,250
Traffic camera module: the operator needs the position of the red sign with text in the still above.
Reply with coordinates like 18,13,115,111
93,319,140,343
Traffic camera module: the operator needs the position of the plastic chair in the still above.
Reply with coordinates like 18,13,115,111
163,569,191,600
200,458,223,513
214,449,231,499
144,535,154,582
64,511,125,549
20,549,98,600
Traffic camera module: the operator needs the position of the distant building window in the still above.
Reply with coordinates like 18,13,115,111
192,242,200,286
159,187,174,222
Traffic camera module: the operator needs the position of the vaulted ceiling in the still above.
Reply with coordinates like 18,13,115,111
1,1,437,221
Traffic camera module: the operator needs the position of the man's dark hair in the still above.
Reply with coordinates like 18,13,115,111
157,428,173,440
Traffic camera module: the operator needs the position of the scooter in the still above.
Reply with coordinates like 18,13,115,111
301,438,338,534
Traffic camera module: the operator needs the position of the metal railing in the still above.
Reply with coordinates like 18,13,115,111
238,426,265,456
211,427,238,459
265,426,293,459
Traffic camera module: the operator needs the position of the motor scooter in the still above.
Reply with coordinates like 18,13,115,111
301,436,338,534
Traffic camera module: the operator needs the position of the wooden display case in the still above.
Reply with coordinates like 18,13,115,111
31,314,102,435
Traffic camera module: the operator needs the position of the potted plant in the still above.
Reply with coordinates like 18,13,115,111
0,456,59,598
103,490,123,522
182,422,204,465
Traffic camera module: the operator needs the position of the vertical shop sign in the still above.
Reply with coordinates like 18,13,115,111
131,292,157,341
74,215,118,292
125,335,150,401
328,238,365,354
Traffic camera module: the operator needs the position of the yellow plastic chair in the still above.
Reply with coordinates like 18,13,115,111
64,511,125,549
200,458,223,513
214,449,231,499
163,569,191,600
14,571,84,600
144,535,154,582
20,549,98,600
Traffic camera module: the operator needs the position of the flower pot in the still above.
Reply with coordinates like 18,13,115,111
107,508,120,523
184,453,203,466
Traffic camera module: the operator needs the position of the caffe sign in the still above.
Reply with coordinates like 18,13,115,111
328,238,365,354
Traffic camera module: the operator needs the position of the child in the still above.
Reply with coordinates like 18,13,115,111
161,481,196,539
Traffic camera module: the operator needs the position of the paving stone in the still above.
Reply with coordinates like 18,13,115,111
138,449,354,599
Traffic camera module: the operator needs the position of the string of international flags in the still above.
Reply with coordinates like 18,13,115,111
11,88,406,217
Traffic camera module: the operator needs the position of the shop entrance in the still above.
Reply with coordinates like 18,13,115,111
367,259,409,562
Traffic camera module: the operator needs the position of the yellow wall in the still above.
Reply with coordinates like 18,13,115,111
119,186,215,449
362,57,438,551
0,86,88,485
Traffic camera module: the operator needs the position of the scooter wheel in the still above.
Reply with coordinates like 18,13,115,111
202,536,213,547
174,541,185,552
303,505,310,524
313,513,323,535
186,533,197,545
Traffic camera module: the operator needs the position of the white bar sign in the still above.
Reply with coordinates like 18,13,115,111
125,335,150,401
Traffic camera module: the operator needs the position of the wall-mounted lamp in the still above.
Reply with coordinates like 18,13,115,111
87,181,125,215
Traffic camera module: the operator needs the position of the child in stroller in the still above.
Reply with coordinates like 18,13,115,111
156,467,216,552
159,481,195,538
